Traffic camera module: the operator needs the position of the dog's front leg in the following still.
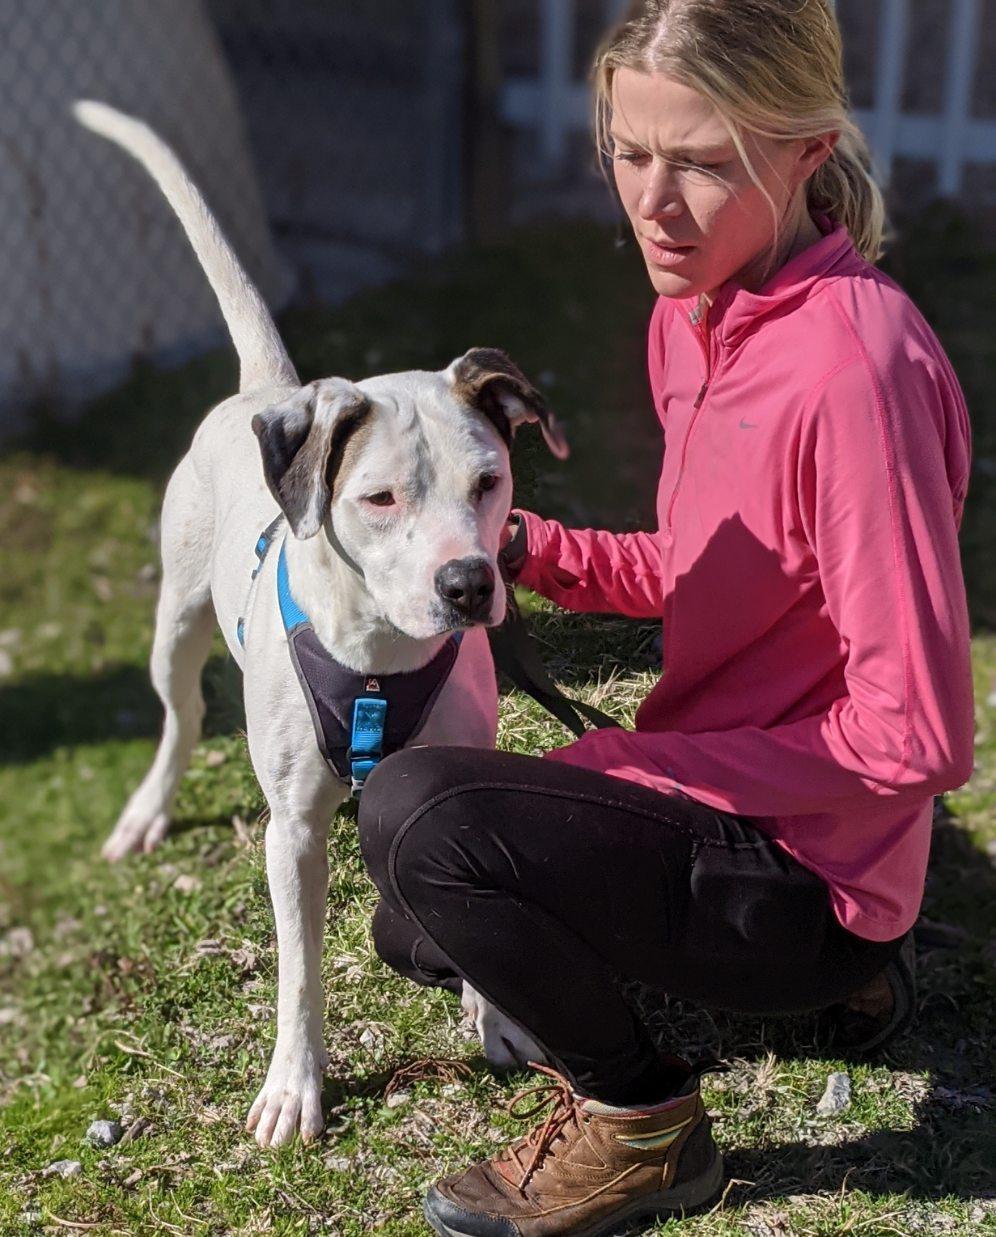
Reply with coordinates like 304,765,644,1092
246,807,332,1147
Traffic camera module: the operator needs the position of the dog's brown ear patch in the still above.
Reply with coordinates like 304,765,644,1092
252,378,371,539
449,347,569,460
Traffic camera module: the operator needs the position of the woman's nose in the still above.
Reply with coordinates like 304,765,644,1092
638,163,682,221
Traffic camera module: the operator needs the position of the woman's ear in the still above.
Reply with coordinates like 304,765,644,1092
800,131,840,180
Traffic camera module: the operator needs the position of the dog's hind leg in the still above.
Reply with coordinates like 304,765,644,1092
103,460,215,861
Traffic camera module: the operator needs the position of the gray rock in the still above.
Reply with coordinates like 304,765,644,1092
358,1026,379,1049
44,1159,82,1178
84,1118,123,1147
816,1071,852,1116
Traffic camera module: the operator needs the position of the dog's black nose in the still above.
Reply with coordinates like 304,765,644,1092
434,558,495,622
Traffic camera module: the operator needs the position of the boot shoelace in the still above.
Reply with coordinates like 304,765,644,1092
502,1062,583,1195
500,1056,724,1196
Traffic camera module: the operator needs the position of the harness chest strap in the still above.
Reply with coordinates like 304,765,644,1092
237,520,460,795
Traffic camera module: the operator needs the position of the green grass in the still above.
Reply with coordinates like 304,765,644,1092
1,214,994,1234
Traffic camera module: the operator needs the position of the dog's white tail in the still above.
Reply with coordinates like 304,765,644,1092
74,100,298,393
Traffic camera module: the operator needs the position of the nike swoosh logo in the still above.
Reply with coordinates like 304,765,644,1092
739,418,759,429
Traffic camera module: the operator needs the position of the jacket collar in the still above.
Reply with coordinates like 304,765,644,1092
678,213,862,348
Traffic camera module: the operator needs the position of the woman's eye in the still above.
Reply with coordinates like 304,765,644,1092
680,160,725,177
614,150,647,164
364,491,395,507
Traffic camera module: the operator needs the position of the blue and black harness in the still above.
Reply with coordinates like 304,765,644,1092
237,518,461,796
237,517,618,798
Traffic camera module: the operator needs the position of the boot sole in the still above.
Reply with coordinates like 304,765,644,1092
423,1149,725,1236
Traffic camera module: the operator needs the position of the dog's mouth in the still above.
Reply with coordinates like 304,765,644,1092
435,608,492,633
431,597,505,635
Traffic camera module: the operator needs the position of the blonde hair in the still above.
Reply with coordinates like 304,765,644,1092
593,0,887,265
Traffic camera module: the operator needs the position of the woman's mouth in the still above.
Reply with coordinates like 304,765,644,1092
644,237,696,267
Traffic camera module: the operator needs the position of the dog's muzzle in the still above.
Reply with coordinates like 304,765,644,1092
434,557,495,624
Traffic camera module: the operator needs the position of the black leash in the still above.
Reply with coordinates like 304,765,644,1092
487,588,621,739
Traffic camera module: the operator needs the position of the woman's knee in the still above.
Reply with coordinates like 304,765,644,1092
357,745,484,890
370,899,462,992
370,899,420,977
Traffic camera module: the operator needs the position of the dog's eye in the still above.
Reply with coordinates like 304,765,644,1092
476,473,499,496
364,491,395,507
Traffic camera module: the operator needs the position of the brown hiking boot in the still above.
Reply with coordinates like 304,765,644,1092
424,1062,724,1236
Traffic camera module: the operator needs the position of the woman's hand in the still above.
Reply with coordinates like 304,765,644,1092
498,512,528,580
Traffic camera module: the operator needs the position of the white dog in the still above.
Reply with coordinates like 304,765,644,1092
75,102,563,1147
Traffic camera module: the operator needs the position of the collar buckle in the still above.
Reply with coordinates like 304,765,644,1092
348,696,388,794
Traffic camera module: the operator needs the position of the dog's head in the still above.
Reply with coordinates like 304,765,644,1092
251,349,567,639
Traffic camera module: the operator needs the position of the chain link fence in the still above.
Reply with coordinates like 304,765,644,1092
0,0,466,438
3,1,992,438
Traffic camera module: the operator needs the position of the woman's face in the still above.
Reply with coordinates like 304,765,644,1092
610,68,824,301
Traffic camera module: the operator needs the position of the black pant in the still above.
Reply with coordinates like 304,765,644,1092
357,746,903,1105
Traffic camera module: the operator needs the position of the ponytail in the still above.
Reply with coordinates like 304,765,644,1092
808,126,887,263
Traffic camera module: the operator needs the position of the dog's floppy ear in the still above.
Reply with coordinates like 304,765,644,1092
447,347,569,460
251,378,371,539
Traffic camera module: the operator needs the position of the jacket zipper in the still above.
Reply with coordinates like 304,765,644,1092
664,309,715,534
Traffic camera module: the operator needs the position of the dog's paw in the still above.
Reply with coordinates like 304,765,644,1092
101,808,171,862
245,1048,325,1148
461,982,549,1072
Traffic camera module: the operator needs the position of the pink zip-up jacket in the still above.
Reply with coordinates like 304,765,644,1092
515,215,975,941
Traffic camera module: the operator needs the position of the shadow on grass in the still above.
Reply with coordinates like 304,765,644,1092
723,1108,992,1207
624,802,996,1204
315,1053,502,1122
0,653,245,765
499,606,660,697
21,352,237,485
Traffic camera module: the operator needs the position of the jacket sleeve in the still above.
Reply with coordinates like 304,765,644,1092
512,512,665,618
544,353,976,815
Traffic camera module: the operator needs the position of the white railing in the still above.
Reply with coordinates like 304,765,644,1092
500,0,994,197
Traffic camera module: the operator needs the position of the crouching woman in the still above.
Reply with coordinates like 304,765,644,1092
358,1,975,1232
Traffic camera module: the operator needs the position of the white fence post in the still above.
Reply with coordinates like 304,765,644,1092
871,0,909,188
539,0,574,168
500,0,996,202
939,0,981,197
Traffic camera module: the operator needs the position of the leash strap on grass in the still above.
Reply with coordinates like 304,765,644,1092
487,591,621,739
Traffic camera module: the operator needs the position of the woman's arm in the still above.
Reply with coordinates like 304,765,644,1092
543,352,976,814
506,510,664,618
